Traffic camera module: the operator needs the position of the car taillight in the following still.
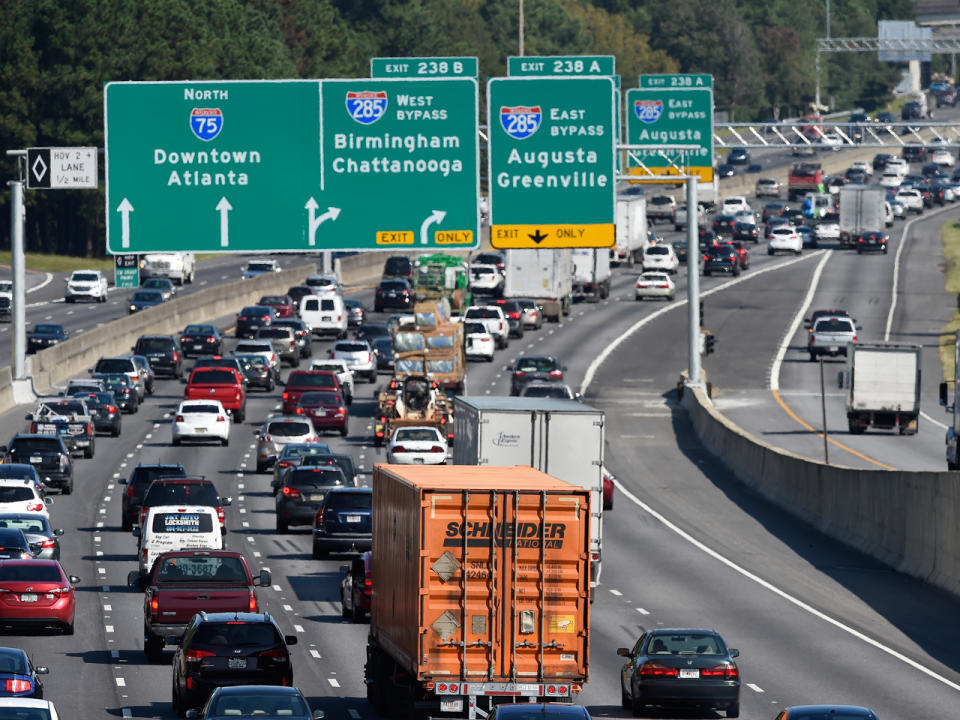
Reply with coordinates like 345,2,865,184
217,507,225,526
391,445,407,453
508,312,520,319
26,503,43,512
514,370,526,378
217,415,226,422
141,547,148,561
260,648,288,661
335,407,346,415
853,335,858,342
282,392,289,401
639,662,679,677
700,663,739,679
140,509,147,526
278,461,294,469
282,486,301,498
548,369,563,378
150,595,159,614
5,678,32,693
185,648,215,663
368,353,373,363
106,405,117,414
175,415,184,422
430,445,445,453
315,508,325,526
235,389,241,400
38,538,55,549
29,423,37,433
238,315,248,321
249,588,258,612
270,354,277,364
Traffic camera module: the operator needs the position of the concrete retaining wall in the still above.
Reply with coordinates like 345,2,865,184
683,384,960,598
23,263,315,397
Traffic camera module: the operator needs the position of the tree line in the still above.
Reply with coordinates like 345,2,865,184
0,0,913,257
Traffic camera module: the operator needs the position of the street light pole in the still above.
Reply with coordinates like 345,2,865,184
518,0,525,56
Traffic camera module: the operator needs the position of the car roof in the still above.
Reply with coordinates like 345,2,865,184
783,706,876,717
199,611,275,623
0,698,56,709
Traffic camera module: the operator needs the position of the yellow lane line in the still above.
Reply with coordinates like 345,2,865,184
770,388,896,470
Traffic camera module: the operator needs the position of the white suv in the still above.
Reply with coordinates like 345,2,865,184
463,306,509,349
64,270,108,303
767,226,802,255
330,340,377,383
896,188,924,213
721,196,751,214
642,244,679,274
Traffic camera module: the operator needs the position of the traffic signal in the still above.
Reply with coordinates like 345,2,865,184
699,300,704,327
704,332,716,355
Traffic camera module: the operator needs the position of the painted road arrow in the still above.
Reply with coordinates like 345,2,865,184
420,210,447,245
117,198,134,249
216,197,233,248
305,198,342,246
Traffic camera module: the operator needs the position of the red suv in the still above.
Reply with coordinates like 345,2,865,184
258,295,296,319
184,367,246,422
282,371,341,415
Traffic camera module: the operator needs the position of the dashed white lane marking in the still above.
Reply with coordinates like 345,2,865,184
272,584,282,591
238,483,244,490
310,649,322,659
294,624,305,633
328,678,341,688
115,678,126,687
611,478,960,693
98,567,106,574
748,683,765,693
247,536,255,543
96,551,103,557
125,452,135,459
242,521,250,528
105,625,114,633
96,521,104,528
283,605,293,612
103,604,111,611
94,536,101,543
609,589,622,596
636,608,650,615
252,551,261,558
239,508,247,514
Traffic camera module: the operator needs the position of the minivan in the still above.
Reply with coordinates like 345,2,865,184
300,295,347,339
135,505,222,576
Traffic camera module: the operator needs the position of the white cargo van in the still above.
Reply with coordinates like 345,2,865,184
135,505,222,576
300,295,347,339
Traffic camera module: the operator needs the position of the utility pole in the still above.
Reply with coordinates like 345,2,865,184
518,0,525,56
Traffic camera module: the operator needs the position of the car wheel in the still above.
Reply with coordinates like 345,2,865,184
340,425,348,438
630,693,645,718
486,354,494,362
62,481,72,496
809,352,817,362
635,295,643,301
368,370,377,383
621,684,631,710
312,544,328,560
122,516,132,532
221,437,229,447
276,519,289,534
727,702,740,718
767,249,773,255
84,443,94,459
62,621,74,636
145,633,164,663
256,461,267,474
172,438,181,447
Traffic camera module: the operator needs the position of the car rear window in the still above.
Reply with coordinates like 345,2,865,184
184,325,216,335
266,421,313,437
136,338,173,353
814,319,855,333
256,328,288,338
0,517,46,533
0,565,61,582
0,487,35,503
95,358,135,374
516,357,558,372
288,373,336,389
191,370,236,384
324,491,372,511
39,400,85,415
464,323,487,334
193,621,280,646
182,404,221,414
646,246,669,255
144,482,220,507
395,428,441,442
301,454,355,479
522,385,570,398
380,280,406,290
646,633,723,655
151,512,214,534
384,258,411,274
155,555,246,583
299,392,343,406
335,342,368,352
288,468,345,488
321,299,336,311
10,438,62,454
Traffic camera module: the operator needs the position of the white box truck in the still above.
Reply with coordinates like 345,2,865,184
843,342,921,434
502,249,573,322
839,185,886,247
571,248,611,302
613,195,647,266
139,252,196,285
452,396,605,588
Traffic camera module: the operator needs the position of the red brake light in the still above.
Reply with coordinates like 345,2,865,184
106,405,117,413
515,370,526,377
185,648,215,663
639,662,679,677
5,679,32,694
217,415,226,422
430,445,445,453
150,596,159,614
26,503,43,512
700,663,739,679
175,415,184,422
282,486,301,498
260,648,289,661
548,369,563,378
315,508,325,526
391,445,407,453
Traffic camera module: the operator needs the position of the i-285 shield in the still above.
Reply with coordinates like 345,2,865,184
634,100,663,124
346,90,388,125
499,106,541,140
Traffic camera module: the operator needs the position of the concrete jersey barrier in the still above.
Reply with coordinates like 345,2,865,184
682,383,960,598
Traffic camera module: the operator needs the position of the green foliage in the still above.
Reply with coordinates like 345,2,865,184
0,0,926,255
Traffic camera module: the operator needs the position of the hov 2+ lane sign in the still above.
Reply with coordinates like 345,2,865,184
487,77,616,249
26,147,98,189
104,79,479,253
626,74,714,183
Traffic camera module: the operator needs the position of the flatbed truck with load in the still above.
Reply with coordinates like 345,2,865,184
374,374,454,447
788,163,823,201
842,342,921,435
365,465,590,720
414,254,472,312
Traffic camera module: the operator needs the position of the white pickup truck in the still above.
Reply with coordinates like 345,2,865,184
139,253,195,285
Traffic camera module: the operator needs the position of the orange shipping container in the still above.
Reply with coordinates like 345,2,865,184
366,465,590,719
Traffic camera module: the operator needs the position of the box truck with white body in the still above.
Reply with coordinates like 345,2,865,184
502,249,573,322
613,196,647,266
571,248,611,302
839,185,886,246
843,342,921,434
452,396,604,588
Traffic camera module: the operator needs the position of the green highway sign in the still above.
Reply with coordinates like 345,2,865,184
639,73,713,89
371,57,478,78
114,254,139,288
104,79,479,253
508,55,615,76
625,79,714,183
487,76,616,249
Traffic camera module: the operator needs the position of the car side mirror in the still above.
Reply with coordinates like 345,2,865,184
132,527,141,538
127,570,145,591
616,647,632,657
729,648,740,658
258,569,271,587
220,497,232,507
54,528,64,537
118,477,127,485
43,497,53,506
253,429,260,436
24,414,32,421
68,575,80,585
35,666,49,675
185,711,199,720
284,635,298,646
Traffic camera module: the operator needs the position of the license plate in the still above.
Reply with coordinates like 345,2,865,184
195,428,207,433
829,346,839,352
679,668,699,679
413,457,425,464
30,456,42,463
441,700,463,713
346,515,361,523
228,658,247,669
20,594,37,603
322,316,332,321
310,493,326,502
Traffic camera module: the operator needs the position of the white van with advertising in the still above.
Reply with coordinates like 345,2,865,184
300,294,347,339
135,505,222,576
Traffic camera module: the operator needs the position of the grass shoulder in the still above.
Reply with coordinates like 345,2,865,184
939,222,960,383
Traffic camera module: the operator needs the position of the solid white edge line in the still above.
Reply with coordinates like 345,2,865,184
769,251,832,391
611,477,960,693
920,409,949,430
581,251,827,394
27,272,53,294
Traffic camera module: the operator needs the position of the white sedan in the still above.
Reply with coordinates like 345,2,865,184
635,272,676,301
896,188,924,213
387,426,448,465
172,400,231,446
768,226,803,255
814,221,840,242
932,148,955,167
464,322,495,361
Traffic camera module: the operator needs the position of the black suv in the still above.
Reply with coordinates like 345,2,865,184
118,463,187,531
133,335,183,378
312,487,372,559
0,435,73,494
72,391,122,437
275,466,346,533
179,324,222,358
703,244,741,277
381,255,414,282
236,306,276,339
172,612,297,715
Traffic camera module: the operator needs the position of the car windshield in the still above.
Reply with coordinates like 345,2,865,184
33,324,63,335
646,246,669,255
246,262,275,272
38,400,85,415
210,692,308,717
783,713,873,720
143,279,171,288
155,555,246,583
650,196,672,206
144,483,220,507
516,357,557,372
132,291,163,302
814,319,854,333
72,272,98,282
266,421,313,437
324,492,372,511
522,385,571,399
646,633,723,655
0,565,60,582
137,338,172,352
181,404,221,415
99,374,132,389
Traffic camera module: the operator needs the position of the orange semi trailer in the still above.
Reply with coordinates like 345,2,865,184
366,465,591,720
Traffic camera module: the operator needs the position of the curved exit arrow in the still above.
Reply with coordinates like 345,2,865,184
305,197,342,246
420,210,447,245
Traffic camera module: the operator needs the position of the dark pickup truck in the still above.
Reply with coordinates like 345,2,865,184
128,549,270,662
27,398,95,459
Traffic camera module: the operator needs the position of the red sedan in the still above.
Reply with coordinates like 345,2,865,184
725,240,751,269
0,560,79,634
296,390,349,437
258,294,296,319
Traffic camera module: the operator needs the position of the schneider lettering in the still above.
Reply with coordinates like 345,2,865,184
443,520,567,548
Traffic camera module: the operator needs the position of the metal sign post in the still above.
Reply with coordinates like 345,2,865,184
686,176,701,387
7,179,25,381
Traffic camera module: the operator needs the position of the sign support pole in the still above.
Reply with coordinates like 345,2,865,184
7,179,26,380
686,175,701,387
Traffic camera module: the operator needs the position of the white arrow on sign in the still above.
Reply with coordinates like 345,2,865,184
304,198,342,246
116,198,134,249
216,197,233,248
420,209,447,245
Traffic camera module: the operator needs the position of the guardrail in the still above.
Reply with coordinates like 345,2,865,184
682,383,960,598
